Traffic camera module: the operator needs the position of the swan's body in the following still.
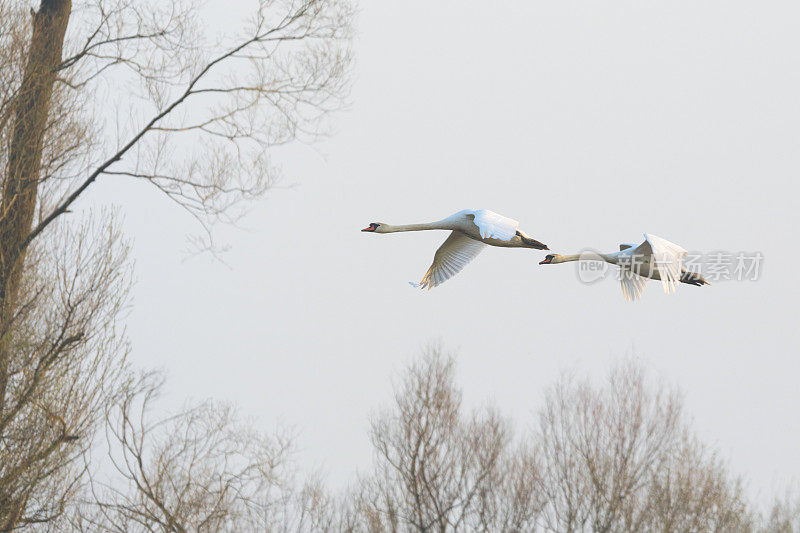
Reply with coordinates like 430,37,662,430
362,209,548,289
539,234,709,301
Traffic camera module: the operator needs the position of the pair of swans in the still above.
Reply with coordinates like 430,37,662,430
362,209,709,301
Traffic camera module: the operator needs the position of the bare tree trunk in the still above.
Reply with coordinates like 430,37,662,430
0,0,71,529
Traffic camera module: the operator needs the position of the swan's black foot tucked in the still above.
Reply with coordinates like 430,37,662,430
680,270,710,286
517,231,549,250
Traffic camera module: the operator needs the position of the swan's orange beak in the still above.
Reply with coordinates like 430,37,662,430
361,225,374,232
539,256,553,265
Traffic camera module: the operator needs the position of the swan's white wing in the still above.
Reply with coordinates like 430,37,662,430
631,234,688,294
411,231,487,290
620,269,649,301
469,209,519,241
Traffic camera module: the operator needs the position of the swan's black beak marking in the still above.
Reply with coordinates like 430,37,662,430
539,254,555,265
361,223,379,232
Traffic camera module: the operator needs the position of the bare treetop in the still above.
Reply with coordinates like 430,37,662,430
27,0,354,254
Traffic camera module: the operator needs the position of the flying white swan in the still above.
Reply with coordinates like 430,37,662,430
362,209,549,289
538,233,709,301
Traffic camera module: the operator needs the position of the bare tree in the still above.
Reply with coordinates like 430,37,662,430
536,360,753,533
758,491,800,533
11,339,780,533
349,346,542,532
0,0,353,528
350,351,759,533
29,0,352,251
58,372,333,532
0,211,131,529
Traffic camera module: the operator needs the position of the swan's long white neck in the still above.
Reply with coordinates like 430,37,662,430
552,252,617,264
551,254,582,263
379,221,449,233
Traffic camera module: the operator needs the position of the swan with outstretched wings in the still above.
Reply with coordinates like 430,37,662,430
539,234,709,301
362,209,549,289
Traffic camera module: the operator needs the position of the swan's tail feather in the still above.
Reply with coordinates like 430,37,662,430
680,270,710,287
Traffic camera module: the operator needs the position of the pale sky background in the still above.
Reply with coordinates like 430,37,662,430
90,0,799,500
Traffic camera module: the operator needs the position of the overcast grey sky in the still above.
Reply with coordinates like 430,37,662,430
92,0,799,498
